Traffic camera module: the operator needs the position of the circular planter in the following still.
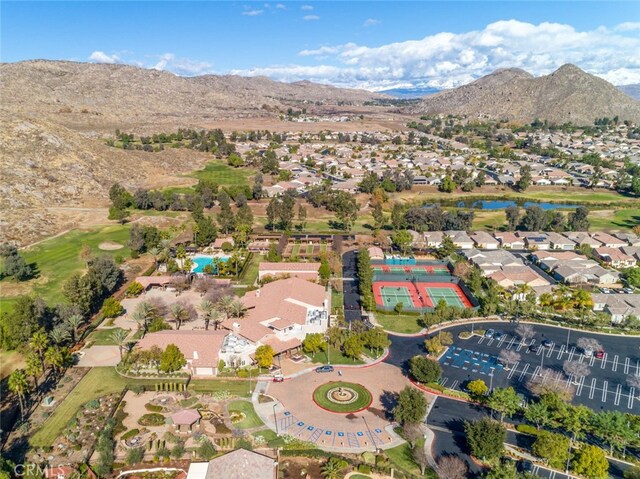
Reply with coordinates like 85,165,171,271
312,381,373,413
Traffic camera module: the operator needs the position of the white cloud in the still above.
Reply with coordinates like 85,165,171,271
88,51,120,64
301,4,313,10
363,18,381,27
232,19,640,89
303,14,319,21
151,53,214,76
275,3,286,9
615,22,640,32
242,7,264,16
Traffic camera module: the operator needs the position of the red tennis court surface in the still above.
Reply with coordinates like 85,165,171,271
373,280,473,310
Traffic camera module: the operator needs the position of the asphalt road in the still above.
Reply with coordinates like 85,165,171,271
427,397,630,479
387,320,640,414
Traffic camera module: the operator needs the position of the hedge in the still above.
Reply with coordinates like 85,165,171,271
121,429,140,441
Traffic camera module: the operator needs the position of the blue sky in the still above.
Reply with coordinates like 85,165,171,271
2,1,640,89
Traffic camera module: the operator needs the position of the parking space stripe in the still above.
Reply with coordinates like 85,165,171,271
516,339,526,352
507,363,519,379
532,365,541,378
567,347,575,362
636,360,640,377
506,336,516,350
602,380,608,403
546,346,554,358
450,379,459,389
601,353,608,369
614,384,622,406
624,358,630,375
519,363,529,381
576,376,585,396
497,335,507,347
612,355,619,372
629,389,636,410
440,377,448,387
477,336,485,344
588,355,595,367
556,344,565,359
589,378,597,399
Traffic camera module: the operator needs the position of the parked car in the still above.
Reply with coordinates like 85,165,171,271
485,329,495,338
584,347,594,358
494,332,504,341
528,344,540,353
595,350,605,359
542,339,554,348
273,374,284,382
517,460,534,473
315,365,334,373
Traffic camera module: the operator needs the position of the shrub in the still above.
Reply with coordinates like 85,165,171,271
126,281,144,297
121,429,140,441
516,424,539,436
145,403,164,412
409,356,442,383
138,413,165,427
101,297,124,318
86,399,100,410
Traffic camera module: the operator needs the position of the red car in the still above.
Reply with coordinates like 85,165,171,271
595,350,605,359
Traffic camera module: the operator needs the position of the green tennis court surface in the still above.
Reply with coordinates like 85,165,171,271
426,287,465,307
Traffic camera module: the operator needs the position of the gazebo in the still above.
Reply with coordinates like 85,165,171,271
171,409,201,432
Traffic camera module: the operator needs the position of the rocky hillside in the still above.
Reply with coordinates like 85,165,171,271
412,64,640,125
618,84,640,100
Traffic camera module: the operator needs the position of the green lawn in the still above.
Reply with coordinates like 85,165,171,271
29,367,163,448
87,328,130,345
188,161,253,187
588,208,640,231
385,440,434,477
252,429,285,448
189,379,253,397
0,225,131,311
238,253,260,287
331,287,344,315
375,312,424,334
312,381,372,413
227,400,264,429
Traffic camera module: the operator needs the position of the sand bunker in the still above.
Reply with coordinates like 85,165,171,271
98,241,124,251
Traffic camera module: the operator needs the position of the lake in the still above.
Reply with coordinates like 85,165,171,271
426,200,582,210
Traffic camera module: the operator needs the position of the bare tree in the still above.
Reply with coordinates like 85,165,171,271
563,360,591,384
437,455,468,479
412,445,429,475
515,324,535,342
193,277,215,296
627,375,640,398
402,422,423,449
527,368,575,400
498,350,521,370
577,337,602,353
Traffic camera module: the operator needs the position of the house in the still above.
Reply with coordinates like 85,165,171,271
519,233,551,250
591,232,627,249
488,267,550,289
593,247,637,268
136,330,228,376
614,232,640,247
591,293,640,323
553,262,620,285
471,231,500,249
222,277,328,357
493,232,525,249
563,232,602,248
463,249,523,275
258,262,321,281
546,232,576,251
445,231,474,249
424,231,444,248
212,237,235,250
531,251,583,271
187,449,278,479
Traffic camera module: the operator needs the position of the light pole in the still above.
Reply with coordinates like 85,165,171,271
566,328,571,350
273,402,279,436
325,335,331,365
489,371,494,392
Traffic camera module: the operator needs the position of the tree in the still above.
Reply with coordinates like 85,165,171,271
436,455,468,479
591,410,636,453
372,202,385,229
409,355,442,384
8,369,30,420
624,466,640,479
572,445,609,479
342,334,363,359
498,349,521,370
412,446,429,475
439,175,456,193
394,302,404,315
435,236,456,259
29,330,50,372
160,344,186,373
563,360,591,384
524,401,554,429
194,216,218,247
64,314,84,343
101,297,124,318
254,345,274,368
526,368,575,401
394,386,427,425
466,379,488,399
487,387,520,422
197,439,216,460
484,462,518,479
1,246,32,281
517,165,532,191
110,328,129,360
562,404,593,442
391,230,413,254
622,267,640,288
576,337,602,353
567,206,590,231
25,352,43,388
321,457,348,479
217,195,236,235
464,418,505,460
297,204,307,229
319,257,331,283
515,323,535,342
302,333,327,354
199,300,221,330
126,447,144,466
108,205,130,224
505,205,520,231
532,431,570,469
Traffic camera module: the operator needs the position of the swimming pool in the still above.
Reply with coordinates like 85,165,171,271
191,255,230,274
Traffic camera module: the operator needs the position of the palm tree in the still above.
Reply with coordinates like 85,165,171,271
228,300,245,319
45,346,72,375
8,369,30,420
29,330,50,372
110,329,129,360
321,458,346,479
148,246,160,265
49,325,70,346
131,310,149,334
65,314,84,343
217,295,235,316
25,352,44,389
169,303,187,330
199,300,219,330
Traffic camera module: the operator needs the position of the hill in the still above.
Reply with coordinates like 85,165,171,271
412,64,640,125
618,84,640,100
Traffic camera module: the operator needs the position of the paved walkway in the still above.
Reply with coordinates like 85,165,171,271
253,363,414,453
76,345,121,366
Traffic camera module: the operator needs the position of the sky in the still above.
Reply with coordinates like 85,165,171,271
2,1,640,90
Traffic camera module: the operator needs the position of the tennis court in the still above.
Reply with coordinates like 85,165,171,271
373,280,474,311
425,286,466,308
378,285,418,308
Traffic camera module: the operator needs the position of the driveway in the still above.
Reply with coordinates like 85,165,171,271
76,345,121,367
342,250,363,323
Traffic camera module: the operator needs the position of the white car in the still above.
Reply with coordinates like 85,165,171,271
584,347,594,358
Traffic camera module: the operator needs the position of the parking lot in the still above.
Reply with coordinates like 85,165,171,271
387,321,640,413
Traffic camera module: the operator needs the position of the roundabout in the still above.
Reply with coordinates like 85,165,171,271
313,381,373,413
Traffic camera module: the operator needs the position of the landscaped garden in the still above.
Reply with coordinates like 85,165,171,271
227,400,264,429
312,381,372,413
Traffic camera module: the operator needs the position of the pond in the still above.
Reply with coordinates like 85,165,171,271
427,200,582,210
